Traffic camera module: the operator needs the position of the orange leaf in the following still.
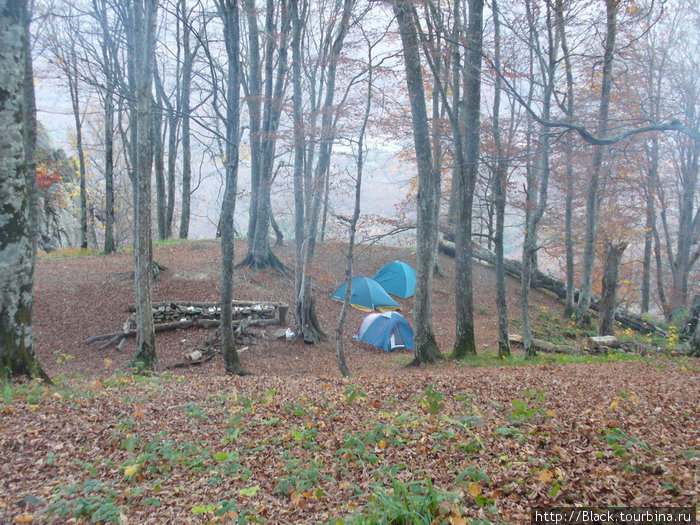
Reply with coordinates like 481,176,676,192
468,482,482,497
536,469,554,483
15,514,34,523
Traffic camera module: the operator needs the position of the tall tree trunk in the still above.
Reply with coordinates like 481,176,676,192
131,0,157,371
453,0,484,359
103,71,116,253
393,0,441,364
154,95,167,240
291,0,305,334
641,136,659,313
491,0,510,358
575,0,618,324
242,0,290,269
244,0,263,244
0,0,49,381
521,0,556,357
67,49,88,250
217,0,248,375
179,0,194,240
598,240,628,336
555,0,575,318
96,0,116,254
296,0,353,344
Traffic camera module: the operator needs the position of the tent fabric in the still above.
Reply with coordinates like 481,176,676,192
354,311,414,352
331,276,401,312
373,261,416,298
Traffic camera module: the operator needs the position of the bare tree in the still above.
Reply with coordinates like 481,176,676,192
293,0,354,344
393,0,441,364
216,0,248,375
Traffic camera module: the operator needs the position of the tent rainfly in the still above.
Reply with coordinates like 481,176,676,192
331,276,401,312
354,311,414,352
373,261,416,298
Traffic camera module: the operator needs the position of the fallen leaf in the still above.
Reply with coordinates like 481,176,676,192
536,469,554,483
124,464,140,477
15,514,33,523
468,482,482,497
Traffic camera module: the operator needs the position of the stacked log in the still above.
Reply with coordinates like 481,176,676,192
87,300,289,350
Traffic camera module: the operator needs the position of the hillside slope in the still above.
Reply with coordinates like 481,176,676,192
34,239,566,377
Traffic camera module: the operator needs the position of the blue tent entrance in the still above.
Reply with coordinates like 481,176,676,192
373,261,416,298
331,276,401,312
354,311,414,352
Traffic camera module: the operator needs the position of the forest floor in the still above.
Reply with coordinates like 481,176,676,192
1,239,698,524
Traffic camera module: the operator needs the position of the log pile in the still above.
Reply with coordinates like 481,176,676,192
439,238,667,337
86,300,289,352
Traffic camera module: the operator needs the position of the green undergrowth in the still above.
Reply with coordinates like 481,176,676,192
3,358,696,523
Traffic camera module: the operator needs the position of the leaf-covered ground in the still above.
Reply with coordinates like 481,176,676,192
1,362,697,523
1,240,697,523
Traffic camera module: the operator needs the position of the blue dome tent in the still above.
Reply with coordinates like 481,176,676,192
354,311,414,352
373,261,416,298
331,276,401,312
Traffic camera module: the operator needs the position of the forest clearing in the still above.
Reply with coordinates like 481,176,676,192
1,0,700,522
1,241,698,523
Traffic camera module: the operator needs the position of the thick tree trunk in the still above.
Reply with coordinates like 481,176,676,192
131,0,157,371
394,0,441,364
290,0,305,338
575,0,618,324
0,0,49,381
454,0,483,359
244,0,263,244
242,0,290,270
217,0,248,376
598,240,628,336
492,0,510,358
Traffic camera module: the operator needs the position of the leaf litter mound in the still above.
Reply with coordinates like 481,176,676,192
0,240,697,523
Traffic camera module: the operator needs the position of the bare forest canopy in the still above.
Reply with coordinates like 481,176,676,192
0,0,690,380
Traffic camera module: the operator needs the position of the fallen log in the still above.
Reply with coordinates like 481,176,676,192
509,334,579,354
439,238,667,337
84,320,194,348
85,318,276,349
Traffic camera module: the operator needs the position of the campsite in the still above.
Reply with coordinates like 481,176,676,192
1,0,699,523
1,240,698,523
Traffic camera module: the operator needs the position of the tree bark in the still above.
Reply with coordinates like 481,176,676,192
244,0,262,244
598,240,628,336
130,0,158,371
575,0,618,324
179,0,194,240
491,0,510,358
153,95,167,240
393,0,441,364
217,0,248,375
0,0,49,381
453,0,484,359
